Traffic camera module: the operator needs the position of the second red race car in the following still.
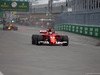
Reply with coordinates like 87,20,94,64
3,24,18,30
32,28,69,46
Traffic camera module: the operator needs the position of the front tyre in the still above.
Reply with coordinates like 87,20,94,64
62,36,69,46
33,35,43,45
32,35,36,45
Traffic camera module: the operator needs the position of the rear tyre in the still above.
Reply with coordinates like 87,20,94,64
62,36,69,46
32,35,43,45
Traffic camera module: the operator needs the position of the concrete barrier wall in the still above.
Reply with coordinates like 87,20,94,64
55,11,100,26
55,24,100,38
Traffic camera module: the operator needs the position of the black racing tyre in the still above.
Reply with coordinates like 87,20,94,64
34,35,38,45
37,35,43,45
32,35,43,45
32,35,35,44
38,35,43,41
32,34,38,45
32,35,42,45
62,36,69,46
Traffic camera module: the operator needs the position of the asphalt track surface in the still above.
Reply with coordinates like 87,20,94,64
0,25,100,75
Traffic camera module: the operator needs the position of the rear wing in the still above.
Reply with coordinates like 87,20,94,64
40,30,47,34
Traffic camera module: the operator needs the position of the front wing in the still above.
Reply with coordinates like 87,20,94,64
38,41,67,45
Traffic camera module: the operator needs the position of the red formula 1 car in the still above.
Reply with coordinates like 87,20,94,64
3,24,18,30
32,29,69,46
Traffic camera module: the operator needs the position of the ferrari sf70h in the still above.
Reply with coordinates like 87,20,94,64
32,29,69,46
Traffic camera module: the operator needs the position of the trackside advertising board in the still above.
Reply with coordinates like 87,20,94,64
55,24,100,38
0,1,29,12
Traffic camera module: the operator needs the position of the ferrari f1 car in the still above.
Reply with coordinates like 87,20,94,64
3,24,18,30
32,29,69,46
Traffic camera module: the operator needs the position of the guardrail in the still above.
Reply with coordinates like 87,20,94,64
55,24,100,38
